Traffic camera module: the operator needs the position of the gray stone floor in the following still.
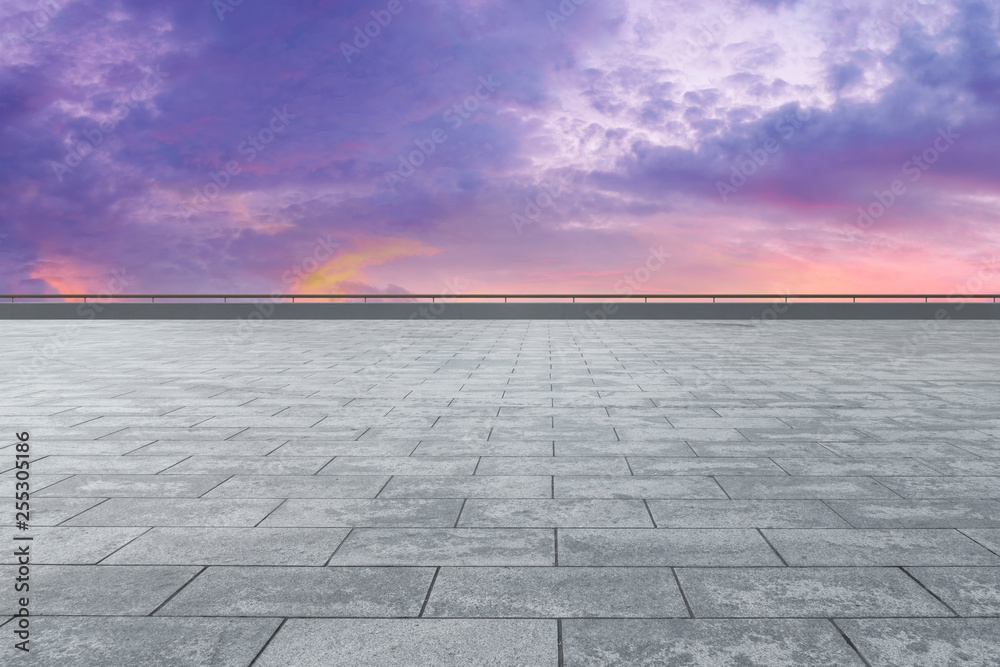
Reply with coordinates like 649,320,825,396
2,319,1000,666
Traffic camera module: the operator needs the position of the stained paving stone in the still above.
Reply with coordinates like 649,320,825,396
558,529,783,566
836,618,1000,667
424,567,688,618
824,500,1000,528
874,476,1000,498
648,500,852,528
475,456,632,476
254,619,558,667
554,476,728,499
0,565,199,615
259,499,464,528
157,566,435,617
1,527,147,564
162,455,332,475
202,475,389,498
628,457,786,476
716,476,900,499
458,499,653,527
562,619,867,666
28,497,108,525
318,456,479,475
762,529,1000,566
555,441,695,457
101,527,351,565
687,442,838,457
329,528,555,565
16,617,280,666
906,567,1000,615
675,567,953,617
34,474,229,497
62,498,282,527
379,475,552,498
771,458,942,476
30,455,186,474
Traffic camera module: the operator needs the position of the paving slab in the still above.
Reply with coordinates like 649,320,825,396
34,474,229,497
824,500,1000,528
62,498,282,527
259,499,463,528
762,528,1000,566
906,566,1000,615
254,618,558,667
676,567,953,617
318,456,480,475
458,499,653,527
101,526,351,565
0,565,199,615
379,475,552,498
16,616,280,666
558,528,782,566
1,526,147,564
554,476,728,499
329,528,555,565
158,566,435,617
648,500,852,528
562,619,867,666
424,566,688,618
202,474,389,498
837,618,1000,667
717,476,900,499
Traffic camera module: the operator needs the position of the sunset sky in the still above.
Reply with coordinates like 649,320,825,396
1,0,998,296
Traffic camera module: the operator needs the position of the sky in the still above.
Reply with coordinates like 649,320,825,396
1,0,998,297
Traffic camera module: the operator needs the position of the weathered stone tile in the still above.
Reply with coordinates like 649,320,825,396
379,475,552,498
837,619,1000,667
825,500,1000,528
158,566,435,617
717,476,899,499
0,527,146,564
563,619,866,666
0,565,199,615
676,567,952,617
62,498,282,527
163,456,332,475
906,567,1000,616
875,477,1000,498
555,441,695,457
203,475,389,498
27,497,108,526
254,619,557,667
459,499,653,527
329,528,554,566
763,529,1000,566
475,456,631,476
20,617,280,666
318,456,479,475
425,567,687,618
649,500,851,528
31,455,185,474
35,474,228,498
559,529,782,566
555,476,727,499
101,527,350,565
629,457,786,476
772,458,941,476
259,499,463,528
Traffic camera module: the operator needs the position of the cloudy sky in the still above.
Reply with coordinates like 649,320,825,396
1,0,998,296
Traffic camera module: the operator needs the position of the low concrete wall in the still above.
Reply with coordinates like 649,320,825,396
2,302,999,320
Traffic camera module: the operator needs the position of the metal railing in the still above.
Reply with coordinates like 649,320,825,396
2,294,999,303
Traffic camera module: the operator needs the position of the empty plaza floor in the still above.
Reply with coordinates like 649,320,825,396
3,319,1000,666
